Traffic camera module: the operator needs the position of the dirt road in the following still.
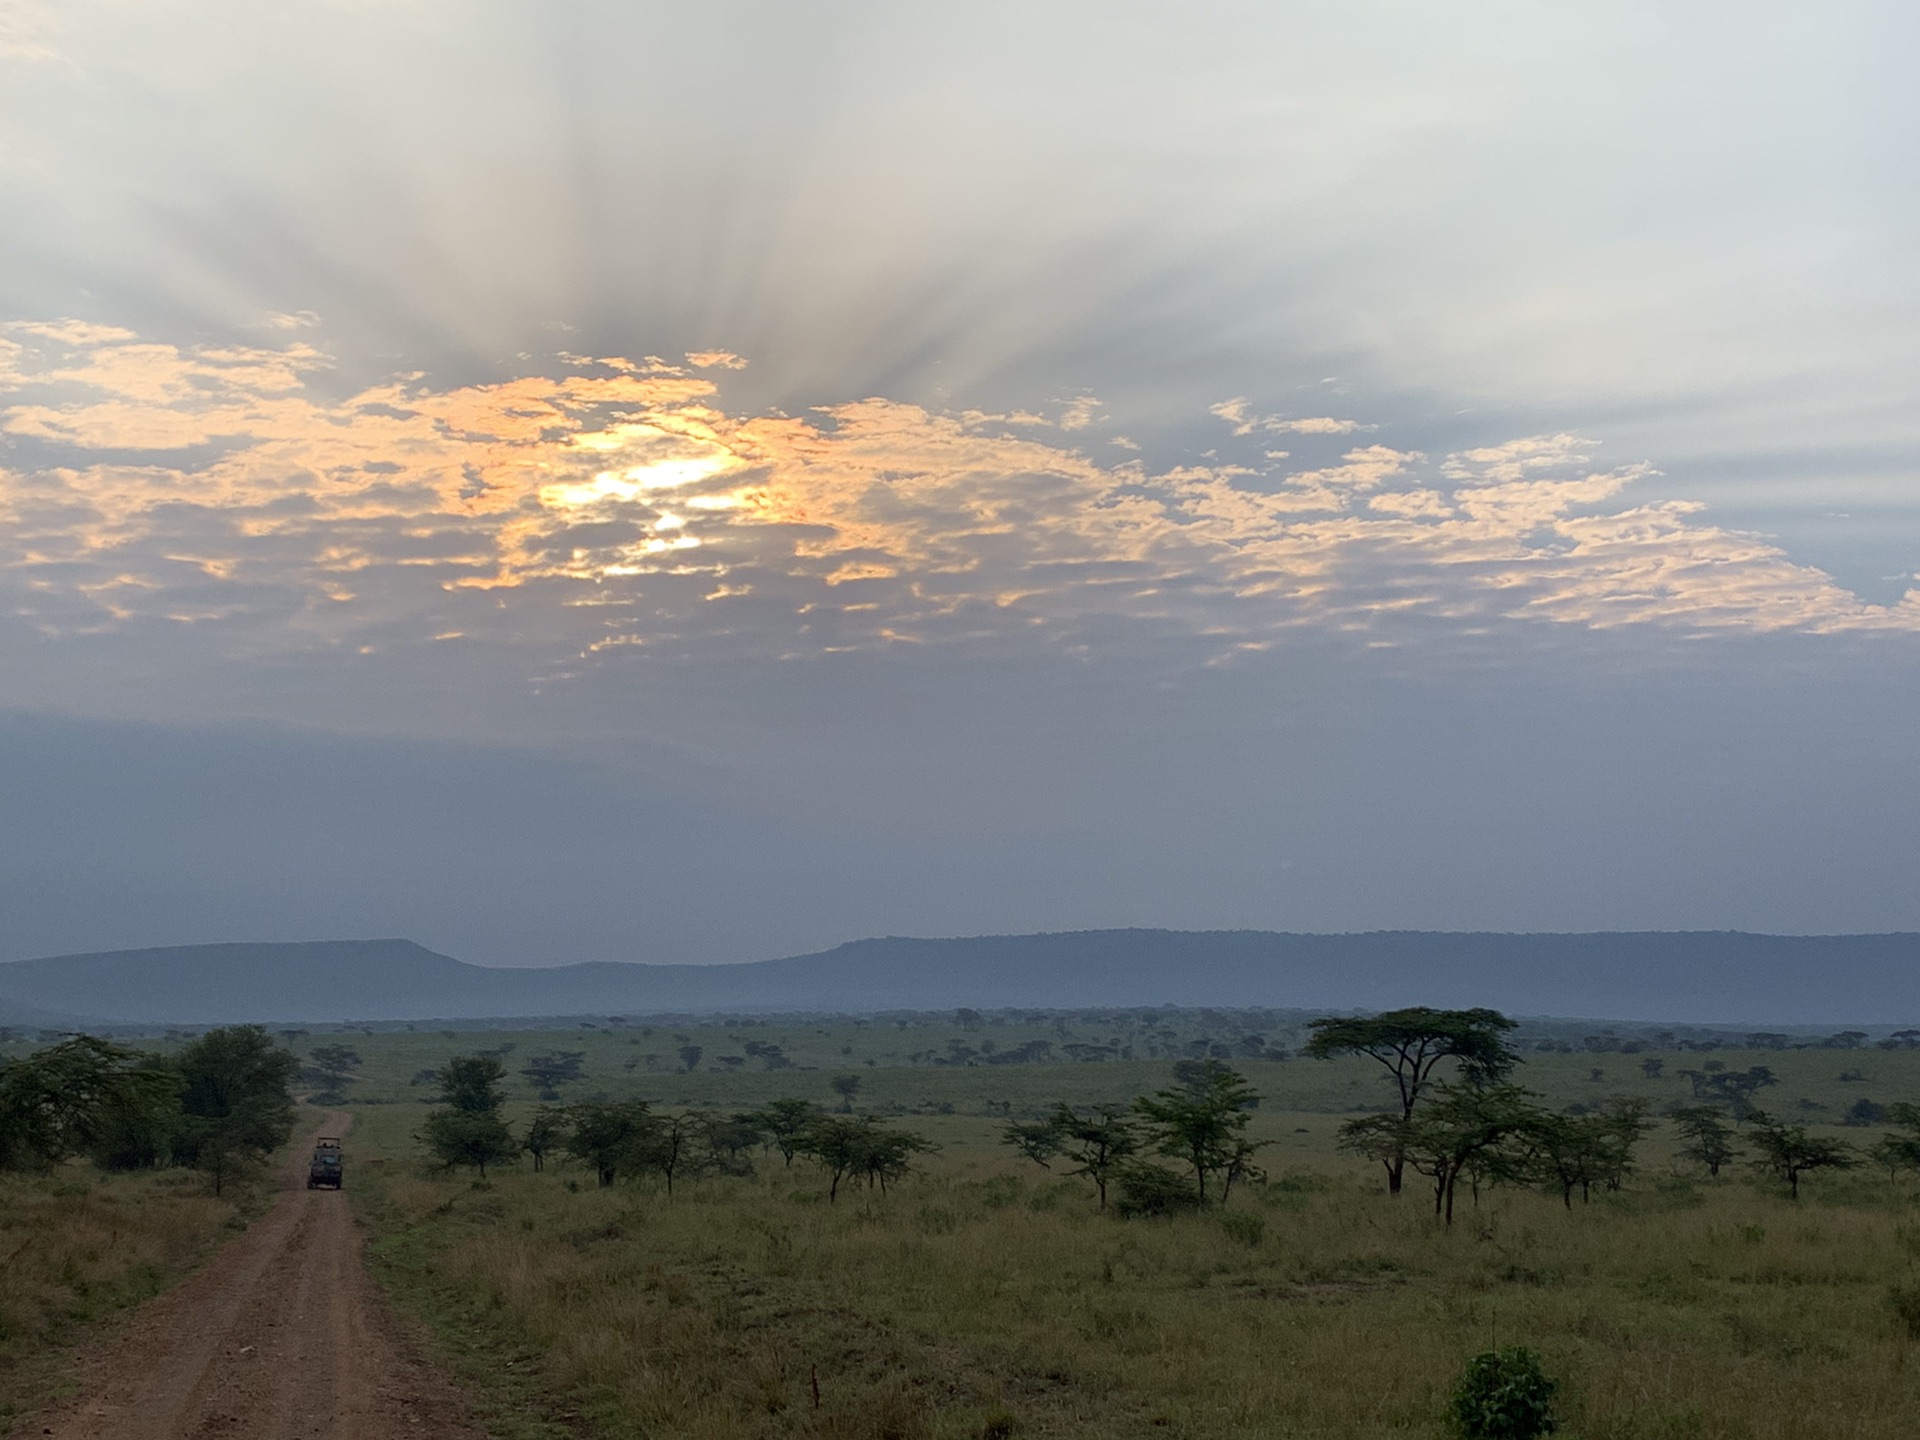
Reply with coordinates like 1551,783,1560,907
33,1112,489,1440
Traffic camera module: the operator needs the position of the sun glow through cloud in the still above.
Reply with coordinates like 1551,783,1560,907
1,320,1917,674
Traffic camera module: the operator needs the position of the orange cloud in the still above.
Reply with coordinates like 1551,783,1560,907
2,320,1915,665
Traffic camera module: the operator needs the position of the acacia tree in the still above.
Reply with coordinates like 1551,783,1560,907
523,1106,565,1173
1383,1082,1536,1225
748,1098,824,1167
520,1051,586,1101
422,1054,516,1178
631,1109,706,1196
1744,1111,1857,1198
1516,1099,1651,1208
702,1113,764,1176
306,1044,362,1102
1134,1060,1265,1205
176,1026,300,1194
797,1116,931,1201
1306,1008,1518,1195
858,1126,933,1194
1001,1116,1063,1170
0,1036,180,1172
1869,1102,1920,1180
1675,1065,1777,1119
1002,1103,1140,1209
564,1099,656,1186
830,1073,863,1113
1669,1105,1741,1177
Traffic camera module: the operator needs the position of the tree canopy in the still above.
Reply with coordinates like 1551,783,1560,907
1744,1111,1857,1198
796,1116,933,1201
1307,1007,1518,1194
175,1026,300,1193
1134,1059,1265,1205
0,1036,179,1172
422,1053,516,1176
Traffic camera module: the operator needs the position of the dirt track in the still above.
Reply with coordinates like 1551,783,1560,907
33,1112,489,1440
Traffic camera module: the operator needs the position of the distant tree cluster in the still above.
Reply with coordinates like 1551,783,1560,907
417,1057,935,1201
415,1002,1918,1217
1002,1059,1267,1215
0,1026,298,1193
1294,1007,1886,1217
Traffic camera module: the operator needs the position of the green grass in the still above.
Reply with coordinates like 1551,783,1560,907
338,1028,1920,1440
180,1012,1920,1119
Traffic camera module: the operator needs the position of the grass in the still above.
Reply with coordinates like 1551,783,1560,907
336,1029,1920,1440
2,1018,1914,1436
0,1158,274,1431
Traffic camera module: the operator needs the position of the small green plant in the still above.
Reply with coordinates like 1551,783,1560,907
1447,1346,1557,1440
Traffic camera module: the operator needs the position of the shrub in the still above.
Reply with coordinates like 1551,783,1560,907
1113,1164,1201,1218
1843,1098,1887,1126
1446,1347,1557,1440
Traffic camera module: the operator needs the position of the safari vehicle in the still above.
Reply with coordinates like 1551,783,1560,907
307,1136,344,1190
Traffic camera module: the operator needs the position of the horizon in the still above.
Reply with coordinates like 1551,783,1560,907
4,930,1918,1031
15,923,1920,971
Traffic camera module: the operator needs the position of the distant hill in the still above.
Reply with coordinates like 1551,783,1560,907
1,931,1917,1027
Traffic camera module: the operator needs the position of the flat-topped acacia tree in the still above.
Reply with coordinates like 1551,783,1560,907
1305,1006,1519,1194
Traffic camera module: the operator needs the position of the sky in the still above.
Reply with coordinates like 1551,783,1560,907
2,1,1917,968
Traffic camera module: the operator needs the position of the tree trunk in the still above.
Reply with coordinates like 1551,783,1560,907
1388,1156,1405,1195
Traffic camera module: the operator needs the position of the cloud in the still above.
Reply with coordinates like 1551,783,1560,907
2,321,1915,676
0,1,60,63
1056,395,1102,431
1210,399,1365,438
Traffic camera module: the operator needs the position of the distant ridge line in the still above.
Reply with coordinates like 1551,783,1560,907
0,929,1915,1028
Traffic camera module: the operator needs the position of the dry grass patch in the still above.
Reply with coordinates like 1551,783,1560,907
349,1101,1920,1440
0,1164,257,1430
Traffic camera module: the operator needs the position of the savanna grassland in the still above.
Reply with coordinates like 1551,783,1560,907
0,1147,277,1428
305,1013,1920,1440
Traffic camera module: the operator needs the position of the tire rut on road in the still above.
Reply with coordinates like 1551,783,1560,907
31,1112,490,1440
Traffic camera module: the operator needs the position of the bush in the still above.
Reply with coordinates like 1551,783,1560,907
1844,1098,1887,1126
1113,1164,1201,1218
1447,1347,1557,1440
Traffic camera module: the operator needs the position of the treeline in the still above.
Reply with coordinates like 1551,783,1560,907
1310,1008,1920,1220
0,1027,297,1192
1002,1008,1920,1223
420,1056,932,1201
